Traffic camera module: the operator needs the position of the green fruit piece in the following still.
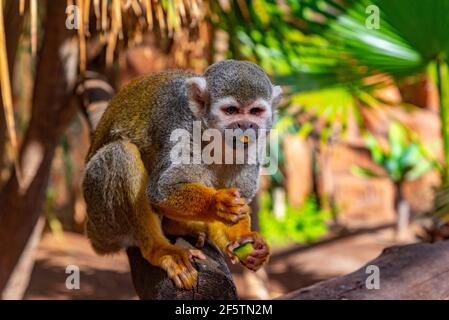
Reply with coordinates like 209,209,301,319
233,242,254,260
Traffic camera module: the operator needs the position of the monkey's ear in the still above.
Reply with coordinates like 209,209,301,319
271,85,282,108
186,77,209,117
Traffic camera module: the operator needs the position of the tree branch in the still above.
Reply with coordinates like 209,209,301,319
281,240,449,300
126,237,238,300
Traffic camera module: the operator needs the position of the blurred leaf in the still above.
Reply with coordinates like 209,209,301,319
405,160,433,181
351,165,381,178
361,122,437,183
388,122,407,161
365,134,384,164
399,144,420,169
298,122,314,138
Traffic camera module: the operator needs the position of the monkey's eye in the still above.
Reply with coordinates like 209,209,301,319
224,106,238,115
250,107,264,115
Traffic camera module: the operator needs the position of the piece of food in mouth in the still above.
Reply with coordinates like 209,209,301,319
233,242,254,260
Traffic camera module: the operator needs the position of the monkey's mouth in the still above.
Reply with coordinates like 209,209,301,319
231,136,250,150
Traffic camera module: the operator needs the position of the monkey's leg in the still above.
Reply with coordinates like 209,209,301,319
83,140,204,289
136,205,205,289
207,216,270,271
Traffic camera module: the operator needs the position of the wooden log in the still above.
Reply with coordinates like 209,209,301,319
126,237,238,300
280,240,449,300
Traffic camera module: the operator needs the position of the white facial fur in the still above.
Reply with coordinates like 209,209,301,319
209,96,273,131
272,85,282,107
186,76,282,131
185,77,208,118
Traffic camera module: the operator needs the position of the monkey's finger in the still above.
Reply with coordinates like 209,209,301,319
217,211,241,224
216,199,245,213
169,272,184,288
177,258,197,289
228,236,253,249
215,188,239,201
218,204,249,218
195,232,206,248
243,255,266,269
163,255,195,289
228,197,246,206
246,255,268,266
225,188,240,197
179,253,195,273
233,213,247,223
245,249,269,267
250,249,270,258
240,259,258,271
179,271,193,289
249,255,269,266
189,249,206,260
225,250,239,264
187,264,196,274
234,203,250,215
182,261,198,289
231,215,246,224
195,240,205,249
235,204,250,215
244,264,256,271
253,237,267,249
246,256,256,263
175,277,185,288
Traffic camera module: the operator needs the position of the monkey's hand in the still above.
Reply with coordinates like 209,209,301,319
211,188,250,225
227,232,270,271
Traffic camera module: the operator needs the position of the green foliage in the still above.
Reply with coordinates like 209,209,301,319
227,0,449,90
352,122,437,183
259,193,330,245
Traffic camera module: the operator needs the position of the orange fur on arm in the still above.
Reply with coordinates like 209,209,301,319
155,182,218,222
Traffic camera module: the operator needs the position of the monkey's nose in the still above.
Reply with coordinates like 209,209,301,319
234,121,258,131
237,122,251,129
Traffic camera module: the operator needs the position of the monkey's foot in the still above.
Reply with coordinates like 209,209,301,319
159,247,206,289
213,188,250,224
227,232,270,271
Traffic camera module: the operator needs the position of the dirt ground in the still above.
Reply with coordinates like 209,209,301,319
23,229,400,299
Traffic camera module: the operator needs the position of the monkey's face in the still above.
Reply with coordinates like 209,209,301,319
186,60,282,145
207,96,274,133
207,95,279,151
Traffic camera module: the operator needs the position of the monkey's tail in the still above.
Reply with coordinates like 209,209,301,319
76,70,115,133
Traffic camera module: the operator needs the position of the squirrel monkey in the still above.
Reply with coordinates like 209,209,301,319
82,60,282,289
